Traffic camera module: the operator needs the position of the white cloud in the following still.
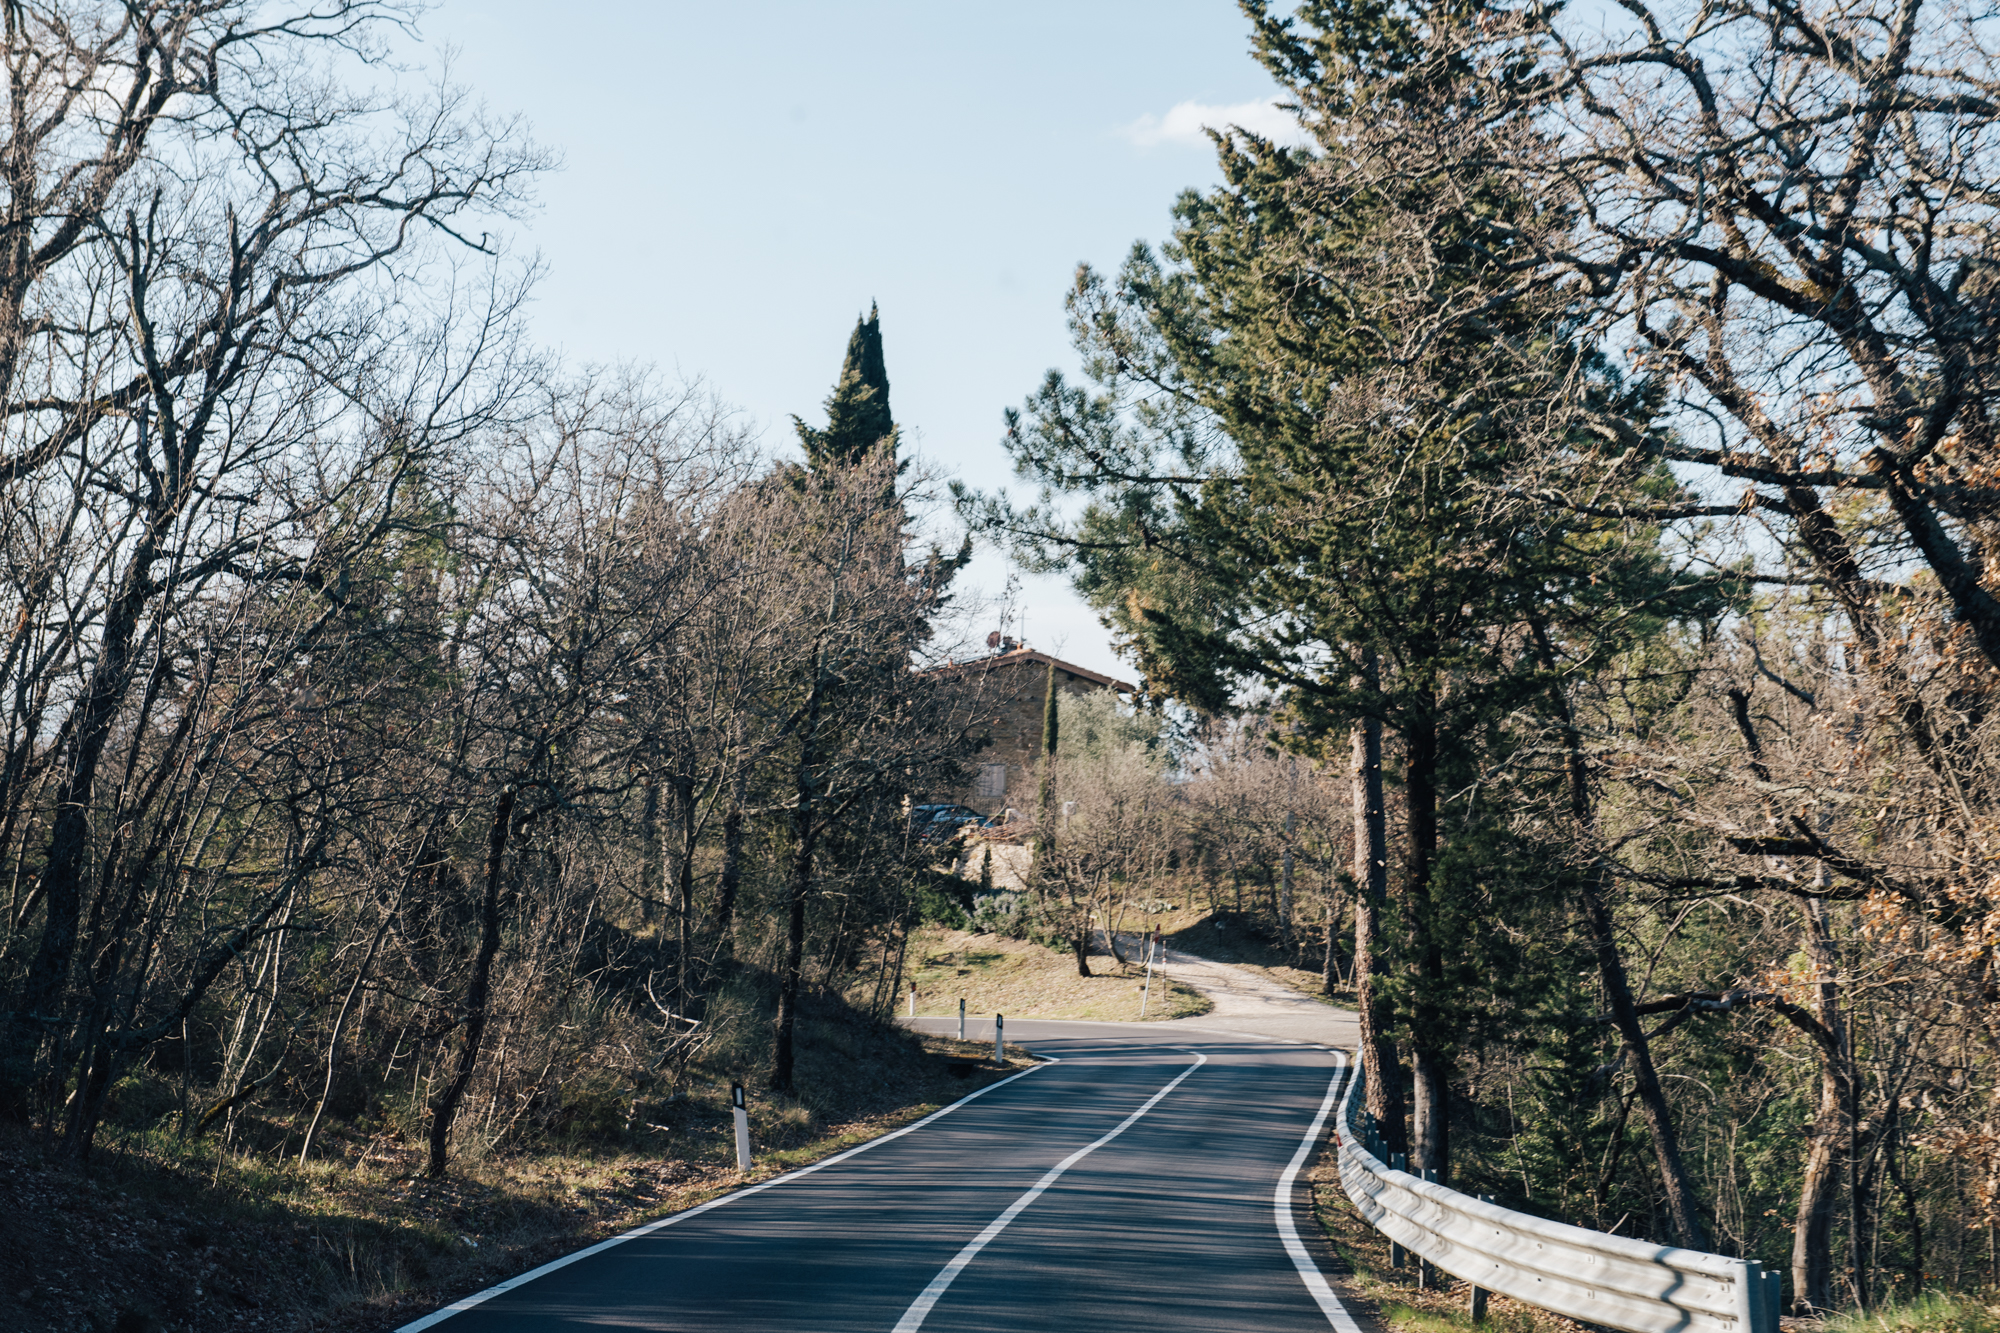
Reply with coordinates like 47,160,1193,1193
1121,97,1311,150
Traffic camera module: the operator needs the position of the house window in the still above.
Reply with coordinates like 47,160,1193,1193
975,763,1007,798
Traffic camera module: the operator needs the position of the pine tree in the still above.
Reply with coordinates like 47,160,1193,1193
983,8,1731,1231
794,303,899,471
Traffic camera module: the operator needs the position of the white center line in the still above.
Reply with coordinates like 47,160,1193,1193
890,1050,1208,1333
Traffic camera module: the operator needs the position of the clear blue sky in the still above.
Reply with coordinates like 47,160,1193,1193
418,1,1293,680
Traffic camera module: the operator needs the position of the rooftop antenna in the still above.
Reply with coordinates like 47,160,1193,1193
999,572,1022,651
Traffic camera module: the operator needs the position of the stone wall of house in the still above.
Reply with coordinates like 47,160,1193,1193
952,657,1121,817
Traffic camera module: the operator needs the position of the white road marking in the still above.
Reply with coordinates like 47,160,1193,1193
393,1058,1058,1333
891,1051,1209,1333
1276,1051,1368,1333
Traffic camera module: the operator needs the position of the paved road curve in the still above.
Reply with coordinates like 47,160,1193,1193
397,1019,1366,1333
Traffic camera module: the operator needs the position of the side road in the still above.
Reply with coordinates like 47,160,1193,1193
1116,929,1362,1049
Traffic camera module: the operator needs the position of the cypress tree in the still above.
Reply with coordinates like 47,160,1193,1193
794,302,899,471
1036,659,1059,832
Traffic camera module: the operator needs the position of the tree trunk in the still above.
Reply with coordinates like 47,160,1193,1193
5,547,158,1116
1280,767,1296,953
674,772,696,1009
1883,1097,1923,1295
426,787,515,1178
885,904,914,1021
715,804,745,948
1726,684,1851,1291
771,810,812,1094
1404,709,1449,1184
1558,701,1709,1250
1351,682,1405,1156
301,898,397,1165
1793,1056,1843,1312
1322,884,1342,995
1784,892,1856,1313
639,773,661,928
773,644,831,1096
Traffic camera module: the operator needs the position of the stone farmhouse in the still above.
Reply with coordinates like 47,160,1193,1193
936,639,1135,818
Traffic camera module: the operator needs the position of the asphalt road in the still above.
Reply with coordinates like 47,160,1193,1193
398,1019,1365,1333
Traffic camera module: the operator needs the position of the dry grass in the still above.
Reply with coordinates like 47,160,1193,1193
1823,1294,2000,1333
909,926,1213,1023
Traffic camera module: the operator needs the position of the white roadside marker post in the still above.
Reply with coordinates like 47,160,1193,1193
1138,938,1151,1018
994,1013,1004,1063
1138,926,1161,1018
730,1082,752,1172
958,996,965,1041
908,980,917,1018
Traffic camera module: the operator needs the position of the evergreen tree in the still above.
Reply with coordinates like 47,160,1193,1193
794,302,899,471
973,3,1733,1235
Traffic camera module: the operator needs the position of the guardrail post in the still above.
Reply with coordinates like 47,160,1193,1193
1727,1259,1783,1333
1418,1169,1440,1289
1388,1153,1408,1268
1731,1259,1768,1333
1469,1196,1493,1322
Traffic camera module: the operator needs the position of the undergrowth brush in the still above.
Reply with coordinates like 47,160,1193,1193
3,997,1028,1333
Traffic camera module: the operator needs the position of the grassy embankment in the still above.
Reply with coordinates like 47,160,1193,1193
3,1008,1030,1333
908,925,1214,1022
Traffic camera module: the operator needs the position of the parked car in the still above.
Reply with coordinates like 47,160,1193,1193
911,803,984,844
909,802,969,831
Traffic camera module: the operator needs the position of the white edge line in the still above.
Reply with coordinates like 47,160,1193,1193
1277,1049,1368,1333
890,1050,1208,1333
394,1057,1058,1333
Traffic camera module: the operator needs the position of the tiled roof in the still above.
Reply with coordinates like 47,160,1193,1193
935,647,1136,694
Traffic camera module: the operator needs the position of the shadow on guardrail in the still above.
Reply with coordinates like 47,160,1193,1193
1336,1063,1780,1333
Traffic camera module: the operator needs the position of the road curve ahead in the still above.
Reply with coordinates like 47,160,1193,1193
399,1020,1363,1333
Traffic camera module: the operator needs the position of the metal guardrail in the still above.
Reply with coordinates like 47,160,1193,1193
1336,1065,1781,1333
